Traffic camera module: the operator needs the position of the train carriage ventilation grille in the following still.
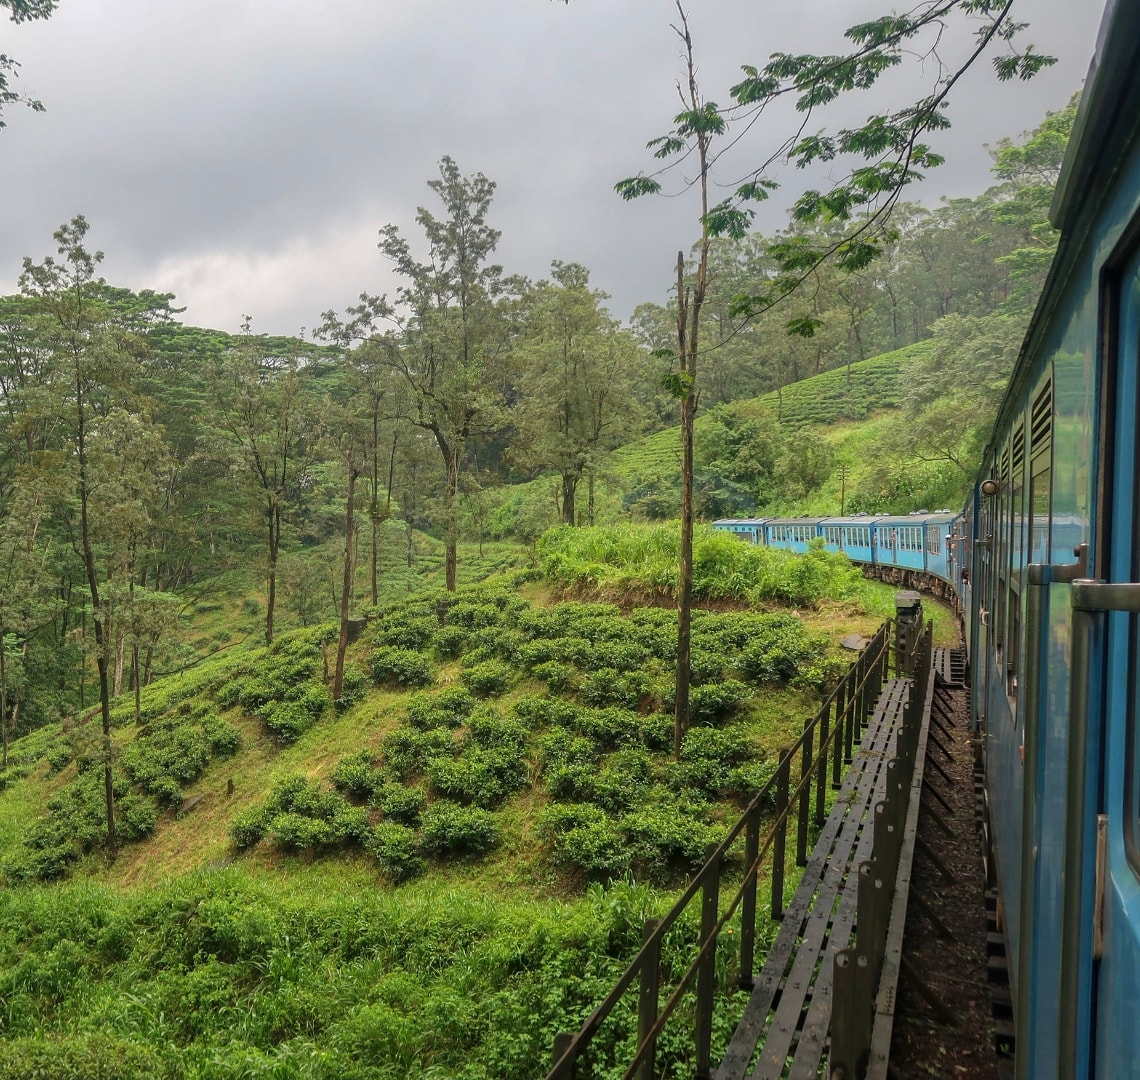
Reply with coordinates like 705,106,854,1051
1031,380,1053,459
1012,422,1025,476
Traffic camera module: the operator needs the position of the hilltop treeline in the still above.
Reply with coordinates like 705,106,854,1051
0,105,1069,739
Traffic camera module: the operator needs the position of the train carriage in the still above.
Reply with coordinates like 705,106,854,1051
710,8,1140,1071
710,517,769,545
817,516,877,563
760,518,820,554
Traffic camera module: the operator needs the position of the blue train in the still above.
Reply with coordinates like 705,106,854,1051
712,512,966,601
714,3,1140,1074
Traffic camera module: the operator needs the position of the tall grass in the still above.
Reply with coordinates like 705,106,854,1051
0,871,752,1080
538,524,866,608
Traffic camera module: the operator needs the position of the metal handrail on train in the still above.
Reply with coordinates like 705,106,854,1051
545,618,896,1080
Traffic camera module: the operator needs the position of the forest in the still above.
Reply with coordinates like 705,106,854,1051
0,1,1083,1072
0,100,1070,748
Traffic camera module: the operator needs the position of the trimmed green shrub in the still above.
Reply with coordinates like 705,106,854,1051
687,680,751,725
420,802,500,857
230,805,270,849
591,749,654,812
540,804,630,882
464,708,528,751
432,624,468,659
460,659,514,698
446,602,502,629
580,668,651,710
406,686,475,730
115,794,159,840
366,822,424,883
373,782,426,826
331,750,381,800
370,647,434,689
426,747,528,808
382,728,458,780
531,660,579,693
622,802,722,880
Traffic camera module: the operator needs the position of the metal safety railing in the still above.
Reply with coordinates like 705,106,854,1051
546,618,896,1080
830,620,933,1080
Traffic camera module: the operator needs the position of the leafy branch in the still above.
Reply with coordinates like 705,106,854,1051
617,0,1055,335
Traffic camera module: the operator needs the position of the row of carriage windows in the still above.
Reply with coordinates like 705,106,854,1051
719,521,955,561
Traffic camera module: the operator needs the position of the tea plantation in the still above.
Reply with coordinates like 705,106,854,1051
0,533,916,1079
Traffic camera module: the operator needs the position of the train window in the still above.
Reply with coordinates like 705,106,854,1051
926,526,942,556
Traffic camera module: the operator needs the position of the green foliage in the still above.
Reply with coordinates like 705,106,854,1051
370,646,435,689
382,728,458,781
459,658,515,698
0,1035,166,1080
419,802,500,857
330,750,382,800
373,783,426,826
737,615,828,683
538,523,863,608
540,804,631,882
366,822,425,883
406,686,475,730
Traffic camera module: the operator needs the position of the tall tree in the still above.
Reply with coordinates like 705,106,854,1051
18,216,143,858
513,262,643,525
1,0,56,130
210,319,317,645
326,157,513,591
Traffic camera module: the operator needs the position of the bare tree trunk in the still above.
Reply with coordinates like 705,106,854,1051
133,644,141,724
562,472,577,526
333,466,357,701
0,634,8,768
76,384,116,858
266,500,280,646
672,4,709,762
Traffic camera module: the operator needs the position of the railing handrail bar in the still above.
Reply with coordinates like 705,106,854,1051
545,616,894,1080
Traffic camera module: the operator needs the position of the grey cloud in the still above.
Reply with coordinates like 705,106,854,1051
2,0,1103,335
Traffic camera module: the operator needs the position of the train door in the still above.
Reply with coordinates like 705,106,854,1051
1059,246,1140,1080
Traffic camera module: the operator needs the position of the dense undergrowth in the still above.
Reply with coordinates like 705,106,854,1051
0,528,913,1077
0,872,757,1080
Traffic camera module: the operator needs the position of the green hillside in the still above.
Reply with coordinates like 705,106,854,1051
489,339,963,536
0,527,943,1079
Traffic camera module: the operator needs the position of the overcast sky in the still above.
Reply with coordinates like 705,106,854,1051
2,0,1104,337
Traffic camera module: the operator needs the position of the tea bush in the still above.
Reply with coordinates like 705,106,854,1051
406,686,475,730
366,822,425,883
426,746,528,808
369,647,434,689
330,750,382,800
419,802,500,857
579,668,652,710
432,624,468,659
372,782,426,826
622,802,722,880
531,660,579,693
687,680,751,725
591,749,654,813
460,659,514,698
382,728,458,780
541,804,630,882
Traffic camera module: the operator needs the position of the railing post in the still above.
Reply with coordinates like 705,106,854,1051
694,845,721,1080
816,702,830,826
797,721,813,866
550,1033,576,1080
636,919,661,1080
835,678,850,775
843,673,856,765
739,806,760,990
772,748,791,919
